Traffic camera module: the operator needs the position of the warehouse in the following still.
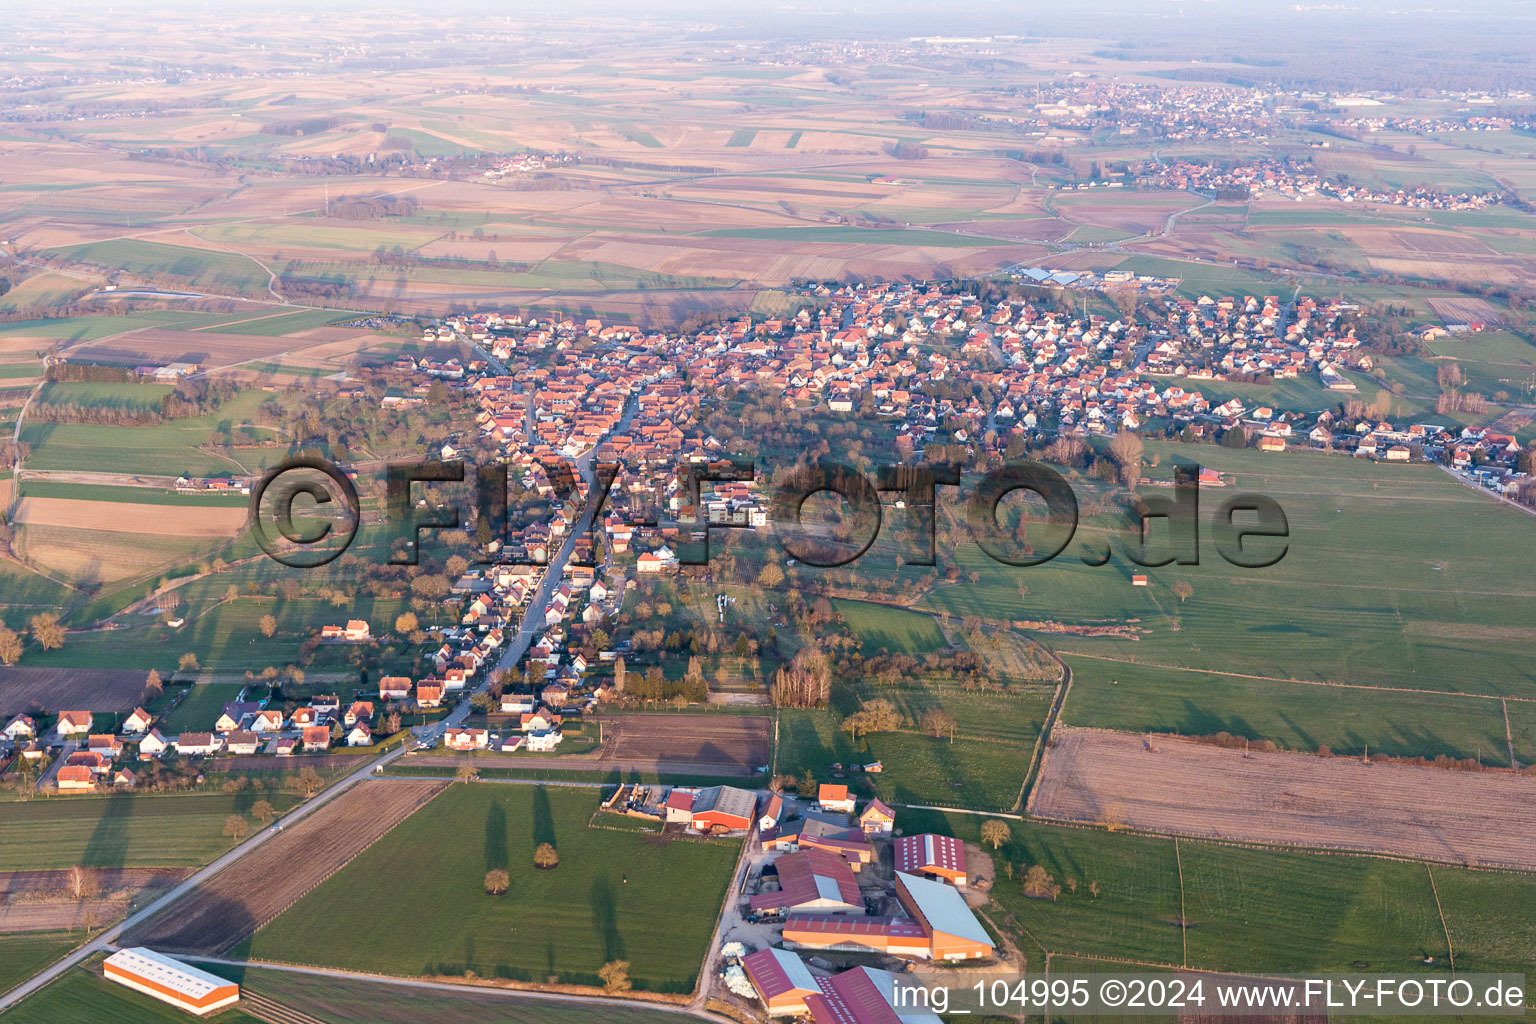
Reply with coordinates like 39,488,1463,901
895,871,994,960
781,873,994,961
895,833,967,886
688,785,758,832
741,947,821,1015
104,947,240,1016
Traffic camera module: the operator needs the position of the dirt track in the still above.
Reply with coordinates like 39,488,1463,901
1031,728,1536,869
122,779,446,954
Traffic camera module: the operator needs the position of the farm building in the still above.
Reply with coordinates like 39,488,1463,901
764,817,875,869
750,848,862,916
741,947,821,1016
782,873,994,961
104,947,240,1016
690,785,757,832
895,833,967,886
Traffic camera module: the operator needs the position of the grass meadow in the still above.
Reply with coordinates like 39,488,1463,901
0,966,264,1024
249,783,739,992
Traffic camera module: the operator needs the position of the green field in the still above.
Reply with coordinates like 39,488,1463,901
0,934,80,996
158,682,247,734
17,481,248,507
240,968,706,1024
778,686,1049,811
249,783,739,992
1062,657,1529,765
36,381,175,411
0,965,263,1024
832,599,947,654
0,793,301,871
697,227,1012,247
726,129,757,147
902,807,1536,977
917,446,1536,706
204,309,351,337
49,240,269,296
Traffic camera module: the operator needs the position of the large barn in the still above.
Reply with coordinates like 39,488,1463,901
750,848,863,915
895,833,967,886
688,785,758,832
742,955,942,1024
781,871,994,961
104,947,241,1016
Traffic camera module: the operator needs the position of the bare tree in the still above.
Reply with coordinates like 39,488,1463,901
599,960,632,994
980,819,1011,850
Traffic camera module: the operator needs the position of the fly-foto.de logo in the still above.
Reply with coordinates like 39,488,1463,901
247,456,1290,572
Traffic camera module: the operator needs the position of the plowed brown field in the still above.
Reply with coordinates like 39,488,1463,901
1031,728,1536,869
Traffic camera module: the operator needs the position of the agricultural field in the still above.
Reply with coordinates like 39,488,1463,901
125,779,447,954
918,445,1536,711
244,968,697,1024
249,783,740,992
1030,728,1536,870
0,667,151,718
48,240,270,296
0,793,301,872
903,806,1536,978
0,933,80,996
600,713,771,773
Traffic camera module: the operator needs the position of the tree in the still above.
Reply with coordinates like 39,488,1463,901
484,868,510,895
920,708,958,740
1023,864,1060,900
0,626,21,666
222,815,249,841
66,865,97,901
394,611,419,635
533,842,559,869
613,656,626,693
1171,581,1193,603
757,562,785,588
1221,426,1248,449
1107,430,1144,488
259,614,278,639
143,669,164,703
298,765,323,797
179,652,200,673
251,799,276,825
599,960,632,994
456,764,480,784
30,613,64,652
980,819,1012,851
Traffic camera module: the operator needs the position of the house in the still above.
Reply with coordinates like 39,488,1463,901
121,708,154,734
378,676,412,701
500,695,535,715
224,731,260,756
526,729,563,752
57,765,96,791
174,733,221,757
251,709,284,733
302,725,331,752
216,703,261,733
4,714,36,740
290,708,319,728
1131,574,1149,586
1386,444,1412,461
415,683,445,709
138,729,170,759
749,849,862,915
343,702,374,728
664,788,696,824
114,768,138,789
858,798,895,835
540,682,570,708
445,728,489,751
896,833,968,886
347,723,373,747
520,709,557,733
741,948,822,1016
689,785,757,832
344,619,370,641
87,734,123,759
310,694,340,715
57,711,93,737
273,737,299,756
1257,434,1286,453
817,783,856,815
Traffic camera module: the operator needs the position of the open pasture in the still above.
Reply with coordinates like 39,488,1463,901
831,598,947,655
125,779,448,954
1030,728,1536,870
250,783,740,992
